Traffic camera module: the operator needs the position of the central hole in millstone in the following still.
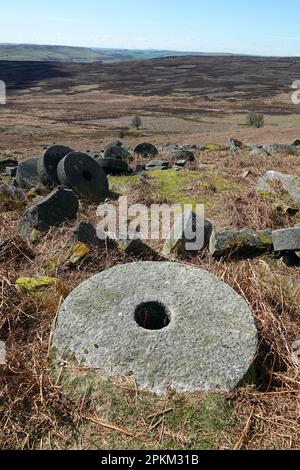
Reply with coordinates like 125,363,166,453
134,302,170,330
82,170,92,181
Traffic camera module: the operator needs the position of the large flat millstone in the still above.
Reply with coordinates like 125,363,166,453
57,152,109,203
51,262,257,394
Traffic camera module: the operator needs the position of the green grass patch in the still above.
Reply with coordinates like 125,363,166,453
56,369,235,450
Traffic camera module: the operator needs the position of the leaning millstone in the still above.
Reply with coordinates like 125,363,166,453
51,261,257,394
96,158,129,176
209,229,273,259
134,143,158,157
257,171,300,205
74,222,99,247
17,186,78,240
272,228,300,252
146,160,169,170
163,143,178,152
249,145,270,157
38,145,73,186
57,152,109,203
16,158,41,189
162,210,212,257
171,149,195,161
103,145,130,160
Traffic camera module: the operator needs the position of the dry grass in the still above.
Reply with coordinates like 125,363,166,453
222,190,297,231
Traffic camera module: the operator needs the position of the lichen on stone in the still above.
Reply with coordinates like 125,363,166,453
16,276,57,292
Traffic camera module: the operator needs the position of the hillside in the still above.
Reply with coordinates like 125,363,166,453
0,43,231,63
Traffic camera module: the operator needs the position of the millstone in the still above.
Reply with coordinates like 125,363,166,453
57,152,109,203
38,145,73,186
16,158,41,188
134,143,158,157
103,145,130,160
51,262,257,394
96,158,129,176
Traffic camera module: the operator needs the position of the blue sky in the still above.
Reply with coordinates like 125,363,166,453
1,0,300,56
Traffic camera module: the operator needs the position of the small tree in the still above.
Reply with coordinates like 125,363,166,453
117,129,126,139
132,115,142,130
246,112,264,128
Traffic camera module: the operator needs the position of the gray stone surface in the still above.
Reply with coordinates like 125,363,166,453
17,186,78,239
5,166,18,177
209,229,273,259
103,145,130,160
263,144,300,156
96,158,129,175
162,210,212,257
146,160,169,170
16,158,41,189
38,145,73,186
171,149,195,161
57,152,109,203
257,171,300,205
51,262,257,394
272,228,300,252
134,143,158,157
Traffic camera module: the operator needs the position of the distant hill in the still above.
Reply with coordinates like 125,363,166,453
0,43,233,63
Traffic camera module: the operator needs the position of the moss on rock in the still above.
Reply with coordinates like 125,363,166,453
16,276,57,292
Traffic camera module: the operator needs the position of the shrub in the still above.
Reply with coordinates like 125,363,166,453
132,115,142,130
246,112,264,128
117,129,126,139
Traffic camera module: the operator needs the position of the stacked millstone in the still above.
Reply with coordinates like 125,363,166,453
96,143,131,176
11,145,110,241
15,145,109,203
51,262,258,394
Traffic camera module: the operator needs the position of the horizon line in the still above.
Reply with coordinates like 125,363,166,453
1,41,300,59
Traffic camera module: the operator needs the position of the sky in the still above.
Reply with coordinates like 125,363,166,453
1,0,300,56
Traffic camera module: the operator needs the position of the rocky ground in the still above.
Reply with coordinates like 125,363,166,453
1,139,300,450
1,57,300,450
